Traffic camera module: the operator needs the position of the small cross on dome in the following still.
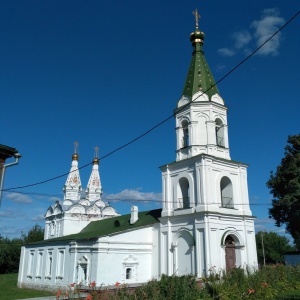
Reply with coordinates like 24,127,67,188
192,9,201,29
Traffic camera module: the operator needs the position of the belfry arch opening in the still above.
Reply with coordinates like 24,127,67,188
215,118,225,147
178,177,190,209
220,176,233,208
181,120,189,148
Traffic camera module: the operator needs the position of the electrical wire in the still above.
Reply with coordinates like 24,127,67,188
2,9,299,193
1,189,281,207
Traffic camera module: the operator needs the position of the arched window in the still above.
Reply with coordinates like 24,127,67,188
114,220,120,227
126,268,132,279
50,221,55,236
77,256,89,284
215,118,225,147
220,176,233,208
181,120,189,148
178,177,190,208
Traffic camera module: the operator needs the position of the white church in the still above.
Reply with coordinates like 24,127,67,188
18,15,258,290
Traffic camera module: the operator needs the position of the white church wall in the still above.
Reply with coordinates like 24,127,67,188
18,242,73,291
18,224,161,290
61,215,91,237
159,211,257,278
94,227,155,285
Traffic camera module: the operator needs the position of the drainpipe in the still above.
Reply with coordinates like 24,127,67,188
0,152,22,207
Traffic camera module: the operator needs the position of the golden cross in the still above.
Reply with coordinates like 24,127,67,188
74,141,79,154
94,146,99,158
192,9,200,29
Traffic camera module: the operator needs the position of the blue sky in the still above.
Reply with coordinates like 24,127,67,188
1,1,299,242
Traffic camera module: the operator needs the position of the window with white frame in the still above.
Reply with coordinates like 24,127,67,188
122,255,138,282
35,250,43,279
181,120,189,148
220,176,234,208
178,177,190,209
215,118,225,147
46,251,53,279
50,222,55,236
77,256,89,284
27,250,35,279
56,249,65,280
126,268,132,279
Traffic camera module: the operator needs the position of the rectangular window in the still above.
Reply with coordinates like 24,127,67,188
35,250,43,279
126,268,132,279
27,250,35,279
46,251,53,279
56,249,65,279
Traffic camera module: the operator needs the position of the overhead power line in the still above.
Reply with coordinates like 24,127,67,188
2,9,300,193
1,188,280,207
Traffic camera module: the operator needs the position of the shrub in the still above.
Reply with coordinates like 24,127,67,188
54,265,300,300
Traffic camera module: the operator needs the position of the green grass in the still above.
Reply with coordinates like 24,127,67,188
0,273,53,300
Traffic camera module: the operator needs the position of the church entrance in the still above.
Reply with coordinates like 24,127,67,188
225,235,236,270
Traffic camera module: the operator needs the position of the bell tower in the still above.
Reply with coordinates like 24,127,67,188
161,11,251,216
175,11,229,162
159,11,257,275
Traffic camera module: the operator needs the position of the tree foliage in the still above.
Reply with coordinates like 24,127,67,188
0,237,23,274
0,224,44,274
21,224,44,244
255,231,294,265
267,134,300,249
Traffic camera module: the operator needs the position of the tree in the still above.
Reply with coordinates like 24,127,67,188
21,224,44,244
0,224,44,274
267,134,300,249
0,237,23,273
255,231,294,265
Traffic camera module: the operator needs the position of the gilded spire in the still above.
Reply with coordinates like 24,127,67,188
93,146,99,165
72,141,79,161
63,142,82,204
86,146,102,201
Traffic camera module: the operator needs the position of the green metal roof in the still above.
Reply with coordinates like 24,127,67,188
36,209,162,244
182,29,219,100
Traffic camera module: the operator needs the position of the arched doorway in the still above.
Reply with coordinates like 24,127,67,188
225,235,236,270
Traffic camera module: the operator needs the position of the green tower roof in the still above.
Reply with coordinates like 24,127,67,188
182,22,219,100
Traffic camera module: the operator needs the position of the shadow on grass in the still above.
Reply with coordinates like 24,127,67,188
0,273,53,300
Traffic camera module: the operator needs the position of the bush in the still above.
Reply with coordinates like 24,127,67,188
54,265,300,300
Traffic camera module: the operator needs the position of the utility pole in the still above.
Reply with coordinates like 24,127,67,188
261,232,266,267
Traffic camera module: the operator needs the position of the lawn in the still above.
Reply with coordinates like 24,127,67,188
0,273,54,300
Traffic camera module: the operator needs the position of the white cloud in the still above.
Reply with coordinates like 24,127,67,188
31,214,45,222
104,189,162,203
0,208,16,218
233,30,252,49
0,227,20,236
218,8,284,58
251,8,285,56
49,196,61,202
255,217,288,234
217,47,235,57
6,192,32,204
